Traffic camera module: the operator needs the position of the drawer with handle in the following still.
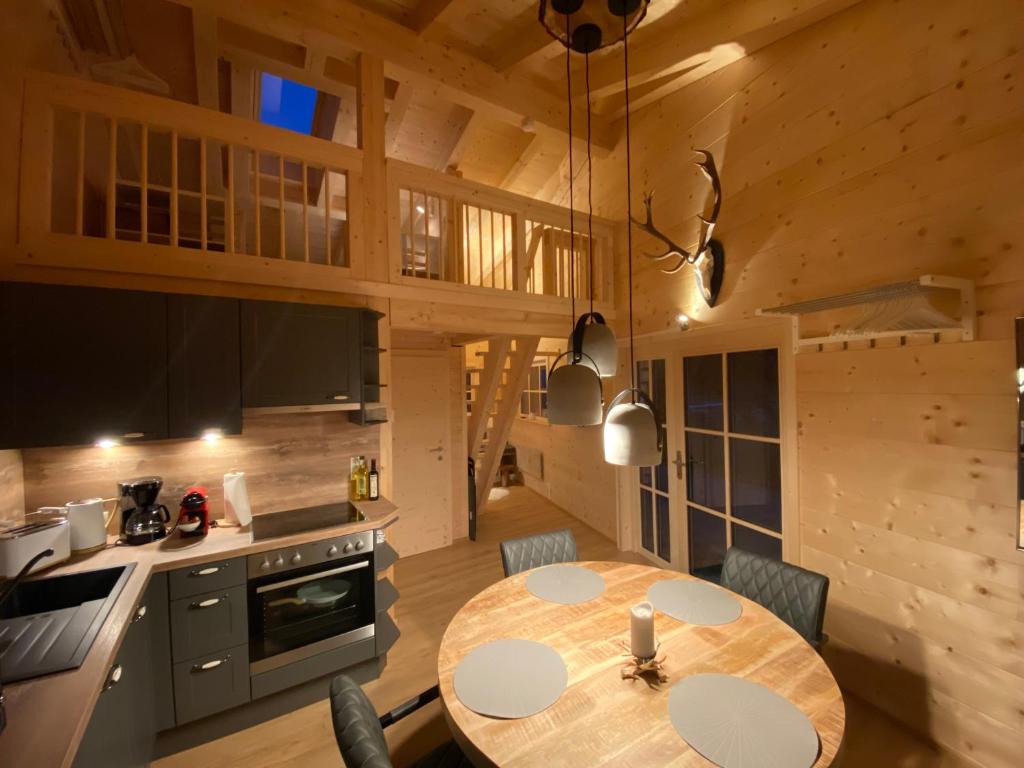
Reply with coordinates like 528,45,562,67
169,584,247,662
168,557,244,599
172,643,251,725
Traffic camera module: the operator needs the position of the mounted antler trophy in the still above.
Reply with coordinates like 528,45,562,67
631,149,725,307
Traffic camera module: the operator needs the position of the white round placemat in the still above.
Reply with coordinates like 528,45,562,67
668,674,820,768
525,564,605,605
453,639,568,719
647,579,742,626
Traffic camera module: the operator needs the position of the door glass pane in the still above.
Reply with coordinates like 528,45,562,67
651,358,666,423
728,349,779,437
685,432,726,512
656,494,671,562
655,449,669,493
688,507,725,582
731,523,782,561
640,489,654,553
636,360,650,396
639,465,652,488
729,438,782,532
684,354,723,430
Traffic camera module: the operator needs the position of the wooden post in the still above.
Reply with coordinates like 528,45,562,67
357,53,388,282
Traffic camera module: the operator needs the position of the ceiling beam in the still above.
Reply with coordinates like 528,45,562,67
385,84,414,155
192,7,220,109
587,0,865,100
500,133,542,191
436,105,475,172
486,5,555,73
167,0,616,151
407,0,458,34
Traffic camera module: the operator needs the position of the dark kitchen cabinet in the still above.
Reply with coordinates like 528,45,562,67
72,574,171,768
167,294,242,438
0,282,169,449
240,300,361,409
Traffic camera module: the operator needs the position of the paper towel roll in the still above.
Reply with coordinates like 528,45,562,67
223,471,252,527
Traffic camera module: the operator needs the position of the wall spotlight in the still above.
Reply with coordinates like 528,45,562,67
676,313,691,331
415,204,426,214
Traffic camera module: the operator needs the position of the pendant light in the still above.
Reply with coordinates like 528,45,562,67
603,1,663,467
566,44,618,379
546,8,603,427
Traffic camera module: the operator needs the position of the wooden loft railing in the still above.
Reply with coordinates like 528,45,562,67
388,160,615,307
15,72,615,330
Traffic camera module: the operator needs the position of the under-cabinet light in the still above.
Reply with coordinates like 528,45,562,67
201,429,224,443
95,437,119,449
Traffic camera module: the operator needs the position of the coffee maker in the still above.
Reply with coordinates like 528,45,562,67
120,477,171,546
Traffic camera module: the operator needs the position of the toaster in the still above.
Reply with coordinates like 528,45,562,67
0,511,71,579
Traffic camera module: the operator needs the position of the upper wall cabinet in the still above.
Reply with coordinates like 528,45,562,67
240,301,361,410
166,295,242,439
0,282,170,449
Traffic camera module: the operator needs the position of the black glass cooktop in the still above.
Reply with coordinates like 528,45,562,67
251,502,365,541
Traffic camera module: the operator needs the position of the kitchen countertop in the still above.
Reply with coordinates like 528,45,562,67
0,497,398,768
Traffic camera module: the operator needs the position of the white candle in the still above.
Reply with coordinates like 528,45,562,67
630,601,656,660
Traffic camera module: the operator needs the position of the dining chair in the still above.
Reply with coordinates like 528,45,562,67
330,675,473,768
499,528,578,577
719,547,830,651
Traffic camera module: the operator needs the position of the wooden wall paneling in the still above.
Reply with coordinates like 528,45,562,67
20,413,380,517
449,344,469,540
0,449,25,523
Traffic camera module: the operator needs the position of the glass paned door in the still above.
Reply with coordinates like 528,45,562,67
637,358,670,562
681,349,782,582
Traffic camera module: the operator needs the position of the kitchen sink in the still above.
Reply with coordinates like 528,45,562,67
0,563,135,683
0,566,127,619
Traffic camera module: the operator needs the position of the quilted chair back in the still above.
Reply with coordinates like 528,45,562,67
500,528,578,577
330,675,393,768
720,547,829,648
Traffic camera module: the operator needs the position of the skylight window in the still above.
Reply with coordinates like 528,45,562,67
258,73,318,135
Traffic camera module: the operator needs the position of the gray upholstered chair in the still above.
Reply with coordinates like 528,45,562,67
330,675,472,768
720,547,830,650
499,528,578,577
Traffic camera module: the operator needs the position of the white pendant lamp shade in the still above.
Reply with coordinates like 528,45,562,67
547,352,604,426
603,389,663,466
567,313,617,378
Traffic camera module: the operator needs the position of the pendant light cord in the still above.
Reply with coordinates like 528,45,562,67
565,16,576,336
622,10,636,399
586,49,595,316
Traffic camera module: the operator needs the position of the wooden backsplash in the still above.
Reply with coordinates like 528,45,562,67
0,449,24,521
17,413,380,518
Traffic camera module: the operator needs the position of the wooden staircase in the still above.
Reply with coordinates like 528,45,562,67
468,335,540,515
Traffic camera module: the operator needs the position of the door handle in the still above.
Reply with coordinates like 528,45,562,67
672,450,685,480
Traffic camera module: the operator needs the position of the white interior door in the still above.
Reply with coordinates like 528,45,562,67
390,349,454,557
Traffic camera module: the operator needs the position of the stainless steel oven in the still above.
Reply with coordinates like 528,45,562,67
246,530,375,675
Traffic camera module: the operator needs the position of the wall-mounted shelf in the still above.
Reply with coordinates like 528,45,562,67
757,275,976,353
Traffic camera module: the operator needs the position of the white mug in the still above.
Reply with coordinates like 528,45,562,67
64,498,114,552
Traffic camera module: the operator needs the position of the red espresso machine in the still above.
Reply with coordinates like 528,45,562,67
176,486,210,538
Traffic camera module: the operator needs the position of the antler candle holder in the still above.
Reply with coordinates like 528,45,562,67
623,601,669,688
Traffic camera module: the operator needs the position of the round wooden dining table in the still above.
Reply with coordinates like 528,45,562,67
437,561,845,768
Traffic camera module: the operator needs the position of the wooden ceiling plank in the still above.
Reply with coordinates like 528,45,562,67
408,0,459,34
436,105,475,172
192,7,220,109
486,5,555,73
167,0,616,150
385,84,414,155
587,0,866,100
500,133,542,191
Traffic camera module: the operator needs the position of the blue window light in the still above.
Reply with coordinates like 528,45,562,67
258,73,317,134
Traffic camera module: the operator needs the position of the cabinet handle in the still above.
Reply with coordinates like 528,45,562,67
329,394,350,401
189,595,227,610
190,563,228,577
103,664,123,691
191,655,230,674
132,604,147,623
121,432,145,439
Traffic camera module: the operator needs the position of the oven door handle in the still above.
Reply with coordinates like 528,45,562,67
255,560,370,594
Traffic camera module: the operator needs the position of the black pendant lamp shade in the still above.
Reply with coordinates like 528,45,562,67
540,0,649,53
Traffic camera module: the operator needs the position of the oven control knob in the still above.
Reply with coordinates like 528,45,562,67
354,540,365,551
327,545,338,557
291,553,302,565
274,556,285,567
259,558,271,571
342,542,353,554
